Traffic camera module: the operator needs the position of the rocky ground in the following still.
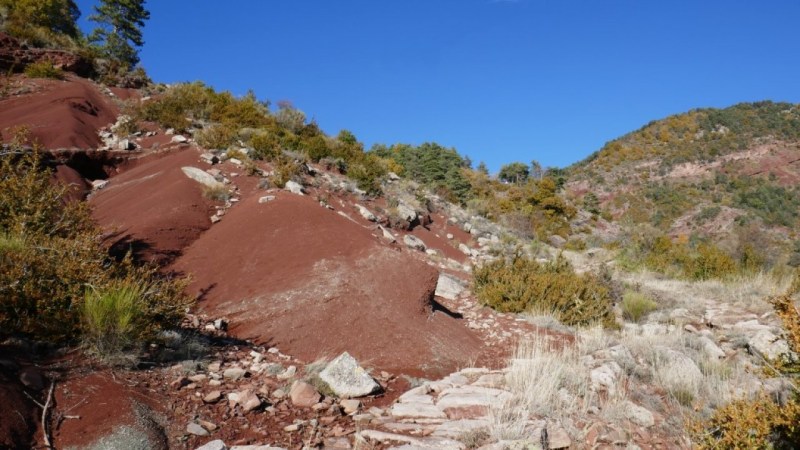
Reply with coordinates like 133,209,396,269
1,70,797,449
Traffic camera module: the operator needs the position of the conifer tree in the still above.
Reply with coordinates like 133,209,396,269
89,0,150,67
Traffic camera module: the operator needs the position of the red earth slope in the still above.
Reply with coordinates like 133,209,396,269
0,75,118,149
172,192,482,378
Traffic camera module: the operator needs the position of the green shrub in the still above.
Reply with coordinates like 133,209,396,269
0,145,190,343
621,290,658,323
473,255,616,327
23,61,64,79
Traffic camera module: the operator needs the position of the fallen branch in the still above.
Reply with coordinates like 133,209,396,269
41,381,55,449
24,381,55,449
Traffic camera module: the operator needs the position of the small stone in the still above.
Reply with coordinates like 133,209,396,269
195,439,226,450
198,419,218,432
271,389,287,400
319,352,381,398
223,368,247,380
170,377,190,390
623,401,655,427
189,374,208,383
204,390,222,403
277,365,297,380
284,424,300,432
237,389,263,413
259,195,276,204
171,135,188,144
355,204,377,222
340,399,360,415
403,234,427,251
290,380,321,408
186,422,209,436
284,180,305,195
91,179,109,190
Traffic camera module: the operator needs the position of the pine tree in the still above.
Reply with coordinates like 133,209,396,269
89,0,150,67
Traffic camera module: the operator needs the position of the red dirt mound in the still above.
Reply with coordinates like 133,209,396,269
0,76,118,149
91,149,215,264
53,372,167,450
173,193,482,378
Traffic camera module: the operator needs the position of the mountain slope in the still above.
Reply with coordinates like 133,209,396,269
566,101,800,266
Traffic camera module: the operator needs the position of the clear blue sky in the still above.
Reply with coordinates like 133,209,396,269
75,1,800,171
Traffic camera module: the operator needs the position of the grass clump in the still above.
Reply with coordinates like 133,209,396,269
201,184,230,202
23,61,64,79
82,281,147,356
473,254,616,327
621,290,658,323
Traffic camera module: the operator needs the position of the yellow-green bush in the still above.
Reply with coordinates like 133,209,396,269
139,82,270,133
0,146,190,349
23,61,64,79
692,394,800,449
270,154,302,188
619,228,749,281
249,130,281,160
195,123,236,150
473,255,616,327
688,243,738,280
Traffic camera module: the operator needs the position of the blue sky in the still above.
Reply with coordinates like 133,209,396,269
75,1,800,171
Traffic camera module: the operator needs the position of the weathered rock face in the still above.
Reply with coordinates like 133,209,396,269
0,32,93,76
435,273,466,300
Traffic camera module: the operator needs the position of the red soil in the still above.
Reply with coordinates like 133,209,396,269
91,148,216,264
172,193,483,378
53,371,166,449
0,76,118,149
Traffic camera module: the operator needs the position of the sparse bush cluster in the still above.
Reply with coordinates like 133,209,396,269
0,145,189,357
136,83,392,195
473,255,616,327
619,228,764,281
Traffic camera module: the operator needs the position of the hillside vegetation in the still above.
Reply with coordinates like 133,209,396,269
565,101,800,276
